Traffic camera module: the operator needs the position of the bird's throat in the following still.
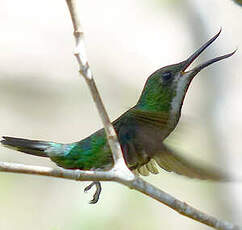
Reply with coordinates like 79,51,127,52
168,75,191,128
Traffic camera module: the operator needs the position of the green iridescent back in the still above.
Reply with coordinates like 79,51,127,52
51,129,114,170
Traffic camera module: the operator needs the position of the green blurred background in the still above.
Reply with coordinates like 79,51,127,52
0,0,241,229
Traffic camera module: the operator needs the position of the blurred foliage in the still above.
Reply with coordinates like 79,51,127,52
233,0,242,6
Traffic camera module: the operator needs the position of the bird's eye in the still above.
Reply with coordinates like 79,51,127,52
162,71,172,81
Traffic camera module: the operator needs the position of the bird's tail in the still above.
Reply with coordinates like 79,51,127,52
1,136,51,157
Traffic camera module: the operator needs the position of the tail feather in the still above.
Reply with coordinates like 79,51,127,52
1,136,50,157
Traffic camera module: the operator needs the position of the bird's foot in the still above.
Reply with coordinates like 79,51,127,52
84,181,102,204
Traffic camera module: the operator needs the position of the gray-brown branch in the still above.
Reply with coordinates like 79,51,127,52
0,161,240,230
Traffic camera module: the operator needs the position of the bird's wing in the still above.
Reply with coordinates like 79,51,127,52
134,144,230,180
115,109,170,176
129,109,170,128
150,144,230,181
114,109,170,173
115,109,230,180
133,159,159,176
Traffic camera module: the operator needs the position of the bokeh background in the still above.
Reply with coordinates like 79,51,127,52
0,0,241,229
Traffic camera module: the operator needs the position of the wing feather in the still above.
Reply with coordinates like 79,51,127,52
153,144,231,181
145,159,159,174
129,109,170,128
138,165,150,176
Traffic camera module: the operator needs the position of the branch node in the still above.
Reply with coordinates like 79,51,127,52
73,30,83,37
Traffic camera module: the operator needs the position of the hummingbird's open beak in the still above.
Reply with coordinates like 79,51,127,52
181,29,236,77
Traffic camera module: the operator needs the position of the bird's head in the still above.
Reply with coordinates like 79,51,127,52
137,29,235,115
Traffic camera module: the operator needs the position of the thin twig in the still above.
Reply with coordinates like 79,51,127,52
65,0,130,173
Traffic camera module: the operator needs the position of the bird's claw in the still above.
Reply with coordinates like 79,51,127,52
84,181,102,204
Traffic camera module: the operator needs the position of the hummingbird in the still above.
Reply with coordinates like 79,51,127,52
1,30,235,188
